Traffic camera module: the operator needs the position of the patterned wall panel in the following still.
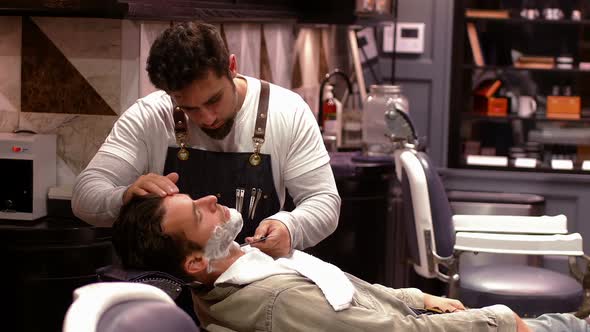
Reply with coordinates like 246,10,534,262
0,17,22,132
21,16,117,116
0,18,297,184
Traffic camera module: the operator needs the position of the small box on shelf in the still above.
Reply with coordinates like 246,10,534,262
472,79,508,116
465,8,510,19
546,96,581,119
473,96,508,117
514,55,555,69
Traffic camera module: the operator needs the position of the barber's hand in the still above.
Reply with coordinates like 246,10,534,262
123,172,179,204
246,219,292,258
423,294,466,313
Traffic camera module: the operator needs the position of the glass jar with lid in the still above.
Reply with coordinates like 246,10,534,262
362,85,410,155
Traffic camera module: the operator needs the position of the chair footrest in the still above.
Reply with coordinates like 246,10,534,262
454,232,584,255
453,214,568,234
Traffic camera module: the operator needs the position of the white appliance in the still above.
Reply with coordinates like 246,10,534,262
383,22,425,54
0,133,56,220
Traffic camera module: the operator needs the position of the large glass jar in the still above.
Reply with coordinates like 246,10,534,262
362,85,410,155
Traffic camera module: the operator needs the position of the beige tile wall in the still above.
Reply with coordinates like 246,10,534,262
0,17,296,186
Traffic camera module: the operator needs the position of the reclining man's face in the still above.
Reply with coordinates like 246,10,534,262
161,194,243,271
203,207,243,262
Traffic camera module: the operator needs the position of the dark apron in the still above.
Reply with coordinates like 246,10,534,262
163,80,280,243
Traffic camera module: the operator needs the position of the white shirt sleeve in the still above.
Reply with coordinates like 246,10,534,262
269,162,341,250
71,151,141,226
72,93,171,226
282,95,330,181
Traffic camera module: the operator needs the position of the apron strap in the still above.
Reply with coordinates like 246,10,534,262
252,81,270,152
173,106,189,147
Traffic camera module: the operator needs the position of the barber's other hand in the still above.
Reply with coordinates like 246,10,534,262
246,219,292,258
123,172,179,204
423,294,466,313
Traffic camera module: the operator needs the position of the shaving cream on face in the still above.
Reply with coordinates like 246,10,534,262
203,208,243,267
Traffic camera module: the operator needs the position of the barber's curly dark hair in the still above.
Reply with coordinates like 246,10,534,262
146,22,230,92
112,194,201,281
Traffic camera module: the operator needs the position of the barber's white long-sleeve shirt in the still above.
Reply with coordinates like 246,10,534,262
72,76,340,250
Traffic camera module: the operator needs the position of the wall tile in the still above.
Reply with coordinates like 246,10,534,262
0,17,21,114
32,17,122,114
20,112,78,134
21,17,116,116
57,156,77,186
19,112,116,179
0,111,19,132
121,20,140,113
56,115,117,175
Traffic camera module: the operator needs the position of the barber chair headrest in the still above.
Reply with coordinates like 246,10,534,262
97,265,186,300
63,282,199,332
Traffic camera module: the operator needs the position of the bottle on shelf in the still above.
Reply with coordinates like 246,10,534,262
322,84,343,148
341,82,363,149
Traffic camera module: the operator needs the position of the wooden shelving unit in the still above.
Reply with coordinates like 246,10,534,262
448,0,590,173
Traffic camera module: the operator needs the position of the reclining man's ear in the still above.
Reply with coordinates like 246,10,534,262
184,253,207,274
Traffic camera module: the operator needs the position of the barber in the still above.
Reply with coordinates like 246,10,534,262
72,22,341,258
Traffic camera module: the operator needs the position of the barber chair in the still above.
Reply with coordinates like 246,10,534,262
63,282,199,332
378,104,590,317
396,147,590,317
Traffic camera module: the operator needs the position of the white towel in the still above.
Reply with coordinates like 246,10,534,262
276,250,355,311
215,245,355,311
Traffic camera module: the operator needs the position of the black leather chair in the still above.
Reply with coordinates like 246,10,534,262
395,146,590,317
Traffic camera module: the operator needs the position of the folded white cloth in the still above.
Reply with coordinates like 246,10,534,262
276,250,355,311
215,244,355,311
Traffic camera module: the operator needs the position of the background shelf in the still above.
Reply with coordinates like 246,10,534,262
460,113,590,123
448,0,590,174
463,65,590,74
465,16,590,25
459,163,590,174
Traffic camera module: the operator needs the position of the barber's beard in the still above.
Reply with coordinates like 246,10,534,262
203,208,243,272
200,116,235,140
200,82,239,140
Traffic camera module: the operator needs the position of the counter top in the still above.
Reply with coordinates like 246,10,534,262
330,151,394,178
0,216,111,244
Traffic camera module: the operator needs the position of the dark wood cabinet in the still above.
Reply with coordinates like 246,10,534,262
0,0,396,24
296,0,396,26
121,0,299,22
0,217,114,331
0,0,299,22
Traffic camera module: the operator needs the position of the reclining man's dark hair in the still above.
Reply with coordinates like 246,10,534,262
146,21,230,92
112,194,202,281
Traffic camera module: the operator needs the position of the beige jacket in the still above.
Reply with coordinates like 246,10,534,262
191,273,517,332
